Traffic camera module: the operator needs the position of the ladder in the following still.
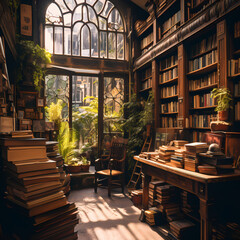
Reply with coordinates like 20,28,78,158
127,129,152,192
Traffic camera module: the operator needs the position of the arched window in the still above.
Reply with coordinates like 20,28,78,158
45,0,125,60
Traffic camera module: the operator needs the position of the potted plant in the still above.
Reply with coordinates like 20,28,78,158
66,156,90,173
211,88,232,121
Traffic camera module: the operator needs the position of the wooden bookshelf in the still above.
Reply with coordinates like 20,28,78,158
138,66,152,92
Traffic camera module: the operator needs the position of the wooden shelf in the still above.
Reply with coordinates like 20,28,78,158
190,105,217,110
162,22,180,36
191,0,209,12
189,83,218,93
187,63,218,77
233,49,240,56
141,76,152,82
136,21,153,37
158,127,183,130
160,112,178,115
140,87,152,92
189,127,211,130
190,47,217,60
159,77,178,85
229,72,240,79
160,64,178,73
141,41,153,51
161,94,178,100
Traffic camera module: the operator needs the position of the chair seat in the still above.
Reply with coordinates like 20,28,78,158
96,169,123,176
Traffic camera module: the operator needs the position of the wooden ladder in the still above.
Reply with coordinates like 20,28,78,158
127,127,152,192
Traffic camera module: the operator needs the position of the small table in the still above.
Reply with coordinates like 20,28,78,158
134,156,240,240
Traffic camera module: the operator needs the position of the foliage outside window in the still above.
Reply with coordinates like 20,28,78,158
45,0,125,60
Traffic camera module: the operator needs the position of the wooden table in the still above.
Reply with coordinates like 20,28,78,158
134,156,240,240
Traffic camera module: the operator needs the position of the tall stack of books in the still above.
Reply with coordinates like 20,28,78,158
0,133,78,239
184,142,208,172
159,146,177,163
169,219,196,240
155,184,175,205
198,153,234,175
46,141,71,195
149,181,165,207
170,149,185,168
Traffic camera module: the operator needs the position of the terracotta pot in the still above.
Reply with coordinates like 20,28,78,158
218,111,228,121
80,164,90,172
66,165,82,173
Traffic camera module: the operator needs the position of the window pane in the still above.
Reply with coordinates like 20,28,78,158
73,5,82,23
88,6,98,26
83,5,88,22
46,3,63,25
86,0,97,5
81,25,90,57
54,27,63,54
94,0,105,14
99,16,106,30
117,33,124,60
55,0,68,13
108,32,116,59
101,1,113,17
45,75,69,119
64,0,76,11
72,23,83,55
100,31,107,58
76,0,85,4
89,23,98,57
108,8,123,32
45,26,53,54
64,28,71,55
63,13,71,26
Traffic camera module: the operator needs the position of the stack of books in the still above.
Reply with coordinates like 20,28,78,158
1,134,78,239
149,181,165,207
145,207,163,226
184,142,208,172
159,146,177,163
170,149,185,168
212,222,240,240
46,141,70,195
173,140,188,148
155,184,175,205
180,191,199,220
198,153,234,175
169,219,196,239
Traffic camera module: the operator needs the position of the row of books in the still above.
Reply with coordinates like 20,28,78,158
189,34,216,58
141,78,152,90
189,50,217,72
0,133,78,239
235,102,240,121
192,131,204,142
162,10,181,38
140,67,152,80
191,93,216,108
228,58,240,76
189,71,217,91
159,67,178,83
189,114,217,128
161,116,178,128
234,20,240,39
160,54,178,70
161,84,177,98
161,101,178,113
140,32,153,51
234,81,240,97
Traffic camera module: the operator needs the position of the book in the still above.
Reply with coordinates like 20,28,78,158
198,165,234,175
6,160,57,173
199,153,234,166
185,142,208,153
0,138,46,147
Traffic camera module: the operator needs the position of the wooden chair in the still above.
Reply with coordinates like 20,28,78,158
94,137,128,197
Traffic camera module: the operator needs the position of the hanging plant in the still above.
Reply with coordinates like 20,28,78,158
17,39,52,92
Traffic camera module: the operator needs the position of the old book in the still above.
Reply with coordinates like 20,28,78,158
7,191,65,209
3,146,47,162
7,179,62,193
6,160,57,173
199,153,234,166
0,138,46,147
10,173,61,186
185,142,208,153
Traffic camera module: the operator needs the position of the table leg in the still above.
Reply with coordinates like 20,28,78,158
200,199,211,240
142,173,151,210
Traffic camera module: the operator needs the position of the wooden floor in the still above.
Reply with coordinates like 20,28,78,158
68,188,164,240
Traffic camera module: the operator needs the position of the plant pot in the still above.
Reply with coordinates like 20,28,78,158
218,111,228,121
80,164,90,172
66,165,82,173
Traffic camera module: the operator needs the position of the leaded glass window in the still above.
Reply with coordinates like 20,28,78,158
45,0,125,60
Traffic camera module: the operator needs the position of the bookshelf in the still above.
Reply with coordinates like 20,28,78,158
139,65,152,92
157,0,181,40
159,52,179,128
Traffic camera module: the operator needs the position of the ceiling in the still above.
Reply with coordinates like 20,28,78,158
130,0,148,10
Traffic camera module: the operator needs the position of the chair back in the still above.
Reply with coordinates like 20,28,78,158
109,137,128,171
